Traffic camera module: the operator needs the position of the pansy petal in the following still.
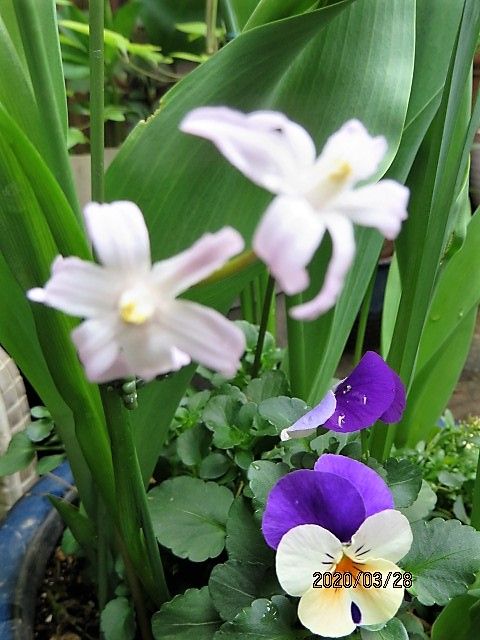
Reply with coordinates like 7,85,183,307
83,201,151,271
120,324,191,381
334,180,409,240
276,524,342,596
350,558,404,626
298,586,356,638
323,351,397,432
27,256,119,318
262,469,366,549
312,119,387,187
314,454,394,516
71,316,124,382
280,391,336,441
290,214,355,320
180,107,316,194
380,369,406,423
152,227,244,296
346,510,412,563
253,196,325,295
159,299,245,377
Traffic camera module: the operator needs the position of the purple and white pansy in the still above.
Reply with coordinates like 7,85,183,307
281,351,406,440
181,107,409,319
28,201,246,382
262,454,413,638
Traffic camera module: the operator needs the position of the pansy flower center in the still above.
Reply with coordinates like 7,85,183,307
119,287,155,325
334,553,363,581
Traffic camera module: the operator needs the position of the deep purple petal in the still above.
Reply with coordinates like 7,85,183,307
380,368,406,423
282,390,336,439
314,454,393,516
324,351,396,432
262,469,366,549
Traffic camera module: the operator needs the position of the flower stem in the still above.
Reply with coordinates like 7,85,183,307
100,386,169,607
286,294,306,399
470,452,480,530
220,0,240,38
353,269,376,365
89,0,105,202
205,0,219,54
252,274,275,378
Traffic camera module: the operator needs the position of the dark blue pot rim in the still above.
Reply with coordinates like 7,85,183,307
0,462,75,640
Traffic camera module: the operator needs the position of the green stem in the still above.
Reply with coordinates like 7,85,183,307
353,269,376,365
205,0,219,54
470,451,480,530
240,288,255,323
286,293,306,399
100,386,169,607
220,0,240,38
89,0,105,202
97,499,110,611
252,275,275,378
360,430,369,460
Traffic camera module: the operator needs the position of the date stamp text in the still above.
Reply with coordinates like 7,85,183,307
312,571,413,589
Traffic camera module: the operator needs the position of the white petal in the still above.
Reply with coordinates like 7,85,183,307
27,256,119,318
312,119,387,189
71,316,126,382
298,587,356,638
159,300,245,377
253,196,325,295
334,180,409,240
152,227,244,296
180,107,316,195
346,510,413,563
280,390,336,440
350,558,404,626
290,215,355,320
276,524,342,596
119,323,191,381
83,201,151,271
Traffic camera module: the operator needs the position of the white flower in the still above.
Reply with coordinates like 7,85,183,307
180,107,409,319
276,510,413,638
28,201,246,382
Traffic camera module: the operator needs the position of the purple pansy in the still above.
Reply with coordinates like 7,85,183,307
263,455,413,638
281,351,405,440
262,454,393,549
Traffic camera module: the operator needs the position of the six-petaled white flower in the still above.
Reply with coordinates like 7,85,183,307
181,107,409,319
28,201,246,382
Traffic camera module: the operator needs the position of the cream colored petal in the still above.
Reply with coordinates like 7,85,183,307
346,510,413,563
298,586,356,638
276,524,342,597
350,558,404,627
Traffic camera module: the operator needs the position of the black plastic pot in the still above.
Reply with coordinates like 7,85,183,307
0,463,74,640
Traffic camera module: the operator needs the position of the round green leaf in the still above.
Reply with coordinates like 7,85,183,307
258,397,309,432
360,618,409,640
199,452,231,479
247,460,289,507
0,432,35,476
177,424,210,466
214,596,298,638
100,597,136,640
152,587,222,639
384,458,422,508
148,476,234,561
225,497,274,565
26,417,55,442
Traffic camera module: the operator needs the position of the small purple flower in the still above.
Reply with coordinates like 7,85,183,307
281,351,405,440
262,454,413,638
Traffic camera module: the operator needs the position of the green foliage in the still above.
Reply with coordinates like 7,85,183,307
148,476,234,561
360,618,409,640
0,432,34,476
431,594,480,640
225,497,274,565
152,587,222,639
402,518,480,606
384,458,423,509
100,597,136,640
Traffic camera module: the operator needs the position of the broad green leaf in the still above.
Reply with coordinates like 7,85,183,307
244,371,289,404
400,480,437,523
49,496,97,552
26,418,55,442
214,596,298,639
37,454,66,475
209,560,281,620
247,460,289,507
199,452,231,479
227,0,260,32
152,587,222,640
431,594,480,640
258,397,309,433
148,476,234,561
402,518,480,606
0,433,35,476
203,396,248,449
384,458,422,509
360,618,408,640
100,597,136,640
225,497,274,565
245,0,319,29
176,424,211,466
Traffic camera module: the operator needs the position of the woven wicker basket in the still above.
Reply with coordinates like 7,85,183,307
0,346,37,517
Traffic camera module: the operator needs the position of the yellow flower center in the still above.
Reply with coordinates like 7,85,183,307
328,161,352,183
119,289,154,325
335,554,361,579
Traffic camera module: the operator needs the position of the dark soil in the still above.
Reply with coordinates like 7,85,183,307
34,548,99,640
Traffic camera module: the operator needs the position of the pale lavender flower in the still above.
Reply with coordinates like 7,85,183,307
181,107,409,319
28,201,246,382
281,351,405,440
263,454,412,638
